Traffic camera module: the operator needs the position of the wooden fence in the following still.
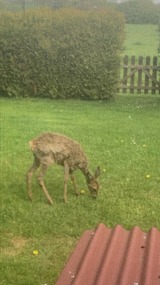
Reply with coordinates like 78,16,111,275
118,55,160,94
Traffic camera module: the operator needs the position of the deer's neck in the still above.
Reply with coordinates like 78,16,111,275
81,167,93,183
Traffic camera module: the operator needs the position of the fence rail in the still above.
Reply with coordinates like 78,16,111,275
118,55,160,94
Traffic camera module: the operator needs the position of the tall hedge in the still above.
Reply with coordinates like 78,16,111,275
158,24,160,55
0,8,125,99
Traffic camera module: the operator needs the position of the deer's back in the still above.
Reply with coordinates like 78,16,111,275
29,132,88,170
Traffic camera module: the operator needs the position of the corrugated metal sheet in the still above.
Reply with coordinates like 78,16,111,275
55,223,160,285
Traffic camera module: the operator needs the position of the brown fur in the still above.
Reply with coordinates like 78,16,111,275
26,132,100,204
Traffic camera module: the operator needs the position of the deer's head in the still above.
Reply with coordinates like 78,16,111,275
87,166,100,198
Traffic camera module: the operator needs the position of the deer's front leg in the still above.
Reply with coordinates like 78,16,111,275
26,157,40,201
37,164,54,205
70,172,79,197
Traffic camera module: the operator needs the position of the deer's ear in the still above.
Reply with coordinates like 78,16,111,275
95,166,100,178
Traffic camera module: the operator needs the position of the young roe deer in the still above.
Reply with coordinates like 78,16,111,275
26,132,100,204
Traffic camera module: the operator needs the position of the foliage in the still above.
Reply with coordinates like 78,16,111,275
158,24,160,55
0,0,110,11
0,8,125,99
1,0,160,22
70,0,112,10
115,0,160,24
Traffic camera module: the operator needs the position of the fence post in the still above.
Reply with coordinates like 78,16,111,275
144,56,150,94
137,56,143,94
152,56,158,94
130,56,135,94
122,55,128,93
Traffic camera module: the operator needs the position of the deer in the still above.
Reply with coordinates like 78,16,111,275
26,132,100,204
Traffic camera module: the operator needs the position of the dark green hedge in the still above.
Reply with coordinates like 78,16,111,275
0,8,125,99
158,23,160,55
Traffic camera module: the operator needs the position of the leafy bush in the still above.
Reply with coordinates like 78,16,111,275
158,24,160,55
0,8,125,99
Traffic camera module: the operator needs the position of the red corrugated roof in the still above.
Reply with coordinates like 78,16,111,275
55,223,160,285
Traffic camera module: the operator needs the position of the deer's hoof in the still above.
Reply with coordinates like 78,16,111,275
48,199,54,205
28,195,32,201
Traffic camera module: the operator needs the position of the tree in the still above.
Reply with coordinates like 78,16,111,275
115,0,160,24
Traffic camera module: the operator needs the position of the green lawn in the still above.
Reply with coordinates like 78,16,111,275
123,24,159,57
1,95,160,284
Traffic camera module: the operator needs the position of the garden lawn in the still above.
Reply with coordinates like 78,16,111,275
123,24,159,57
1,95,160,284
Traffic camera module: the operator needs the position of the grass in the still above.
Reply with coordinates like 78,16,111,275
123,24,159,57
1,95,160,284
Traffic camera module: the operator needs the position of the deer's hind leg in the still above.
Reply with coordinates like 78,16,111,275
37,163,54,205
26,156,40,201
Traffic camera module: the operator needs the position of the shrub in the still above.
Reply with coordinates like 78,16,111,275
158,24,160,60
0,8,125,99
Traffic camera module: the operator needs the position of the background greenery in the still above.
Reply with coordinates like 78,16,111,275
115,0,160,24
0,7,124,99
159,23,160,55
0,0,160,24
1,0,160,100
